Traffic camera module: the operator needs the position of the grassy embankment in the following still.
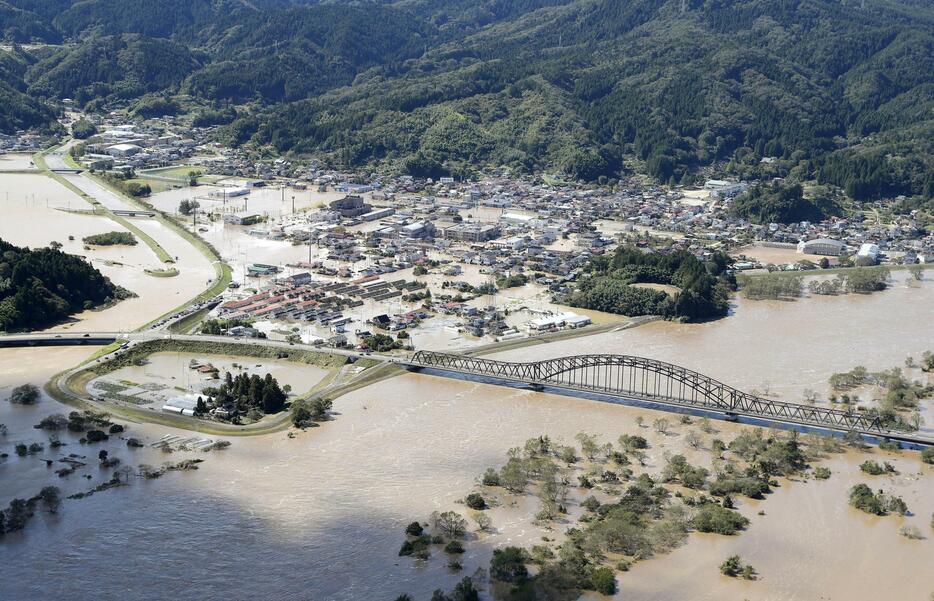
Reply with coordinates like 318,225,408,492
144,267,180,277
47,339,353,436
78,164,232,329
463,316,660,357
34,146,174,264
168,305,213,333
43,143,232,328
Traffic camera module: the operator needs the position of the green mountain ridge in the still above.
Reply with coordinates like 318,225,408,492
0,0,930,198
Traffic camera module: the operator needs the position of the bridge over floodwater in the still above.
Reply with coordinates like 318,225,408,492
407,350,933,447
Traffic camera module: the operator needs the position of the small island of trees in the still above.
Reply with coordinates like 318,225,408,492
82,231,137,246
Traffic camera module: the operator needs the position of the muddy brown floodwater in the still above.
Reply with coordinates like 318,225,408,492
0,173,216,331
1,243,933,598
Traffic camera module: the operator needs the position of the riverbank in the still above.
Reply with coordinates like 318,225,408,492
32,142,232,332
464,316,660,357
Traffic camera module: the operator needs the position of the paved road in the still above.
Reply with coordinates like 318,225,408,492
44,139,78,171
0,330,400,363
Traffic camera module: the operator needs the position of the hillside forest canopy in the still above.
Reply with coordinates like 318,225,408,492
0,238,130,331
0,0,930,199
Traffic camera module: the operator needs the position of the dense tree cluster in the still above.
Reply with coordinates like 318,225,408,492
362,333,404,352
729,182,838,224
82,231,136,246
0,238,126,331
8,383,40,405
0,486,61,537
566,245,734,321
848,483,908,516
70,117,97,139
207,371,287,415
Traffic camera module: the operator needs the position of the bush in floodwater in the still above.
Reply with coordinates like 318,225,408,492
859,460,897,475
921,447,934,464
464,493,486,510
691,504,750,535
709,475,770,499
813,467,832,480
490,547,529,583
444,540,465,554
399,535,431,558
848,483,909,516
9,383,40,405
590,566,617,595
405,521,423,536
36,414,68,431
85,430,108,443
720,555,757,579
481,467,500,486
899,525,923,540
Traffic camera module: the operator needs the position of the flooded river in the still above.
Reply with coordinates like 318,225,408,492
0,173,216,332
2,173,933,601
2,272,932,600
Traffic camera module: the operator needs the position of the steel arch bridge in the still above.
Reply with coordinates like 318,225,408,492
407,351,900,436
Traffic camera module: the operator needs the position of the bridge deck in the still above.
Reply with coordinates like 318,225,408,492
407,350,933,447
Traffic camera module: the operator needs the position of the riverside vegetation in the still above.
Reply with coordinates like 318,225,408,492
739,266,894,301
82,231,137,246
391,421,922,600
2,402,228,541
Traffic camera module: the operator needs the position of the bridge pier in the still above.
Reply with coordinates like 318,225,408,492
406,350,933,448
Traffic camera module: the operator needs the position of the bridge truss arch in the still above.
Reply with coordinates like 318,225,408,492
409,351,888,435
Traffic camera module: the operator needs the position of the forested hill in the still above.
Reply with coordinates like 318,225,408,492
0,238,127,331
1,0,932,199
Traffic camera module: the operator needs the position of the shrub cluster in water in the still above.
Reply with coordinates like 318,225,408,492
82,231,137,246
848,484,908,516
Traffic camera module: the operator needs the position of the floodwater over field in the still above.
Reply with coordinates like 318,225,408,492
91,352,331,409
0,347,206,515
0,173,216,331
2,270,933,600
0,153,37,171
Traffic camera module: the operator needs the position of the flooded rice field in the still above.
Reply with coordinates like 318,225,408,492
0,153,37,171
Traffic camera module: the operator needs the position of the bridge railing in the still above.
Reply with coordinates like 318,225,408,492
408,350,901,436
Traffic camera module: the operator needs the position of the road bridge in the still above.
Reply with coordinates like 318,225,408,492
406,350,933,447
3,332,930,446
112,209,157,218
